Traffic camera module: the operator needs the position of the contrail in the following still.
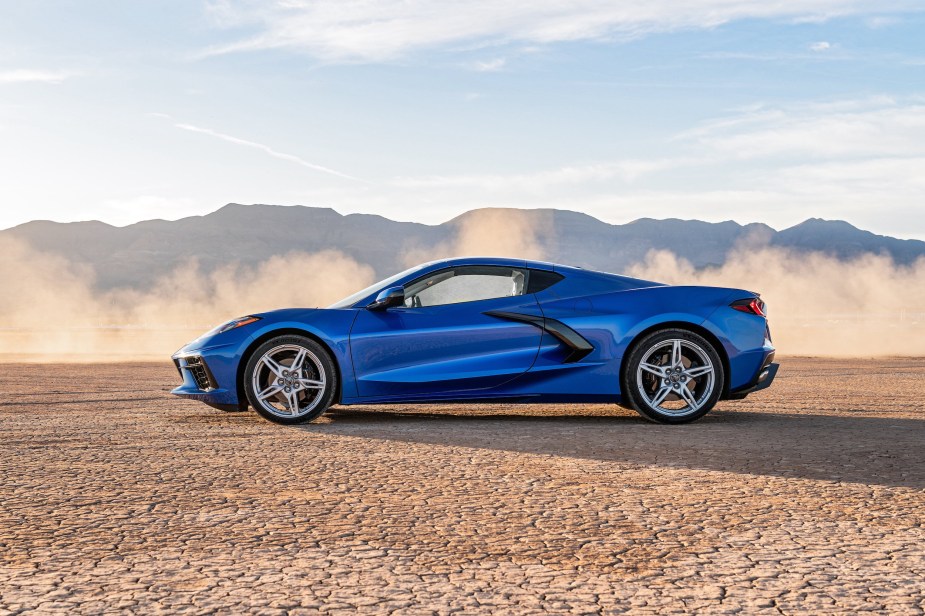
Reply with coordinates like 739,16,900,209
173,122,363,182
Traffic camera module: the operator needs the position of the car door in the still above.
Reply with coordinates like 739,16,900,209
349,265,543,399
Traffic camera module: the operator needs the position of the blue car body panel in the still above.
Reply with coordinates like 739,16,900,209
349,294,544,399
171,257,776,410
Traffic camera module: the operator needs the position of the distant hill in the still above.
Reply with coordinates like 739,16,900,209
4,204,924,290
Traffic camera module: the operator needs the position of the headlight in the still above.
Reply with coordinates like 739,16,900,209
206,315,262,337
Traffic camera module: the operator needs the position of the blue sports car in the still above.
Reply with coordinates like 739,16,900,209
172,257,777,424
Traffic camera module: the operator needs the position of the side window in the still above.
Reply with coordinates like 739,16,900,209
404,266,526,307
526,269,564,294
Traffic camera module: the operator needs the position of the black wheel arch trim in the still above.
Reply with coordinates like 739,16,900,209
483,310,593,363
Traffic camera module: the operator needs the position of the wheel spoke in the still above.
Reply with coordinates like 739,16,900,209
651,386,672,407
291,348,308,373
298,378,325,389
261,356,285,378
640,362,665,377
257,383,284,400
678,383,699,409
685,364,713,378
286,391,300,416
671,339,682,369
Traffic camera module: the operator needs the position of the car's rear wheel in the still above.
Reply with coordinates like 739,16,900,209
243,335,337,425
622,329,724,424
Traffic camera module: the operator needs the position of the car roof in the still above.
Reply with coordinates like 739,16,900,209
423,256,556,271
422,256,661,288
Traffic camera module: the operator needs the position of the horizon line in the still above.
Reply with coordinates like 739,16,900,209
3,202,920,242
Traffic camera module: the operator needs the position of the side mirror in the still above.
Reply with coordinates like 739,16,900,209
368,286,405,311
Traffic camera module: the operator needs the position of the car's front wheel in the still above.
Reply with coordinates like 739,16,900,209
243,335,338,424
622,329,724,424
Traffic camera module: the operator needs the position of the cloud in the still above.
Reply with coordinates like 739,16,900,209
127,100,925,237
675,97,925,159
471,58,506,72
867,15,900,28
392,158,684,192
0,69,72,84
629,98,925,234
172,121,364,182
199,0,919,62
367,96,925,237
699,49,849,62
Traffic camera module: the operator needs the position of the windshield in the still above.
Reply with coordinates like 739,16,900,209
326,263,429,309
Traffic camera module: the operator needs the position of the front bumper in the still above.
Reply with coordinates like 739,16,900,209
171,353,245,412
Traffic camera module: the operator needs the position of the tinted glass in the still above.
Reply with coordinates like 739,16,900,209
526,270,564,294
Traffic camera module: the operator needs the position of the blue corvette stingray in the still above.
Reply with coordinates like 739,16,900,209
172,257,777,424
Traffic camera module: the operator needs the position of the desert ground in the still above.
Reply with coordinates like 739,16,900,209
1,357,924,614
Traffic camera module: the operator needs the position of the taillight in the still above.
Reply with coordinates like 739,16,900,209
731,297,766,317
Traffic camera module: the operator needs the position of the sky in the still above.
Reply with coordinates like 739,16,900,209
1,1,924,239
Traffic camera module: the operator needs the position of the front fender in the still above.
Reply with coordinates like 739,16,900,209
172,308,360,405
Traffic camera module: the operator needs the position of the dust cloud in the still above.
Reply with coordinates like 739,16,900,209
0,237,374,361
402,208,553,266
628,247,925,357
2,217,923,361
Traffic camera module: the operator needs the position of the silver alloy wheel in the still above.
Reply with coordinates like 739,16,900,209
250,344,327,419
635,338,716,417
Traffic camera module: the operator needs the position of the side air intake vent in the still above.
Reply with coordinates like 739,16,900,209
185,356,217,391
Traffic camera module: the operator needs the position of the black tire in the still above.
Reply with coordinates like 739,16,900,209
243,335,338,425
621,328,724,424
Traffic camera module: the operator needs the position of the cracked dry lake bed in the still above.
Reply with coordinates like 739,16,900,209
1,357,924,614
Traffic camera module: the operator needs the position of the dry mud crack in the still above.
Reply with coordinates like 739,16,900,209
1,357,924,614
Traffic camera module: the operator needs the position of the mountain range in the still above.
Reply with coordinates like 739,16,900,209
4,204,924,290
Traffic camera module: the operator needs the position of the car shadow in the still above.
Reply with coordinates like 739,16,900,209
294,405,925,489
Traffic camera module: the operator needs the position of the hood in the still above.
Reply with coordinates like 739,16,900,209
251,307,322,321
